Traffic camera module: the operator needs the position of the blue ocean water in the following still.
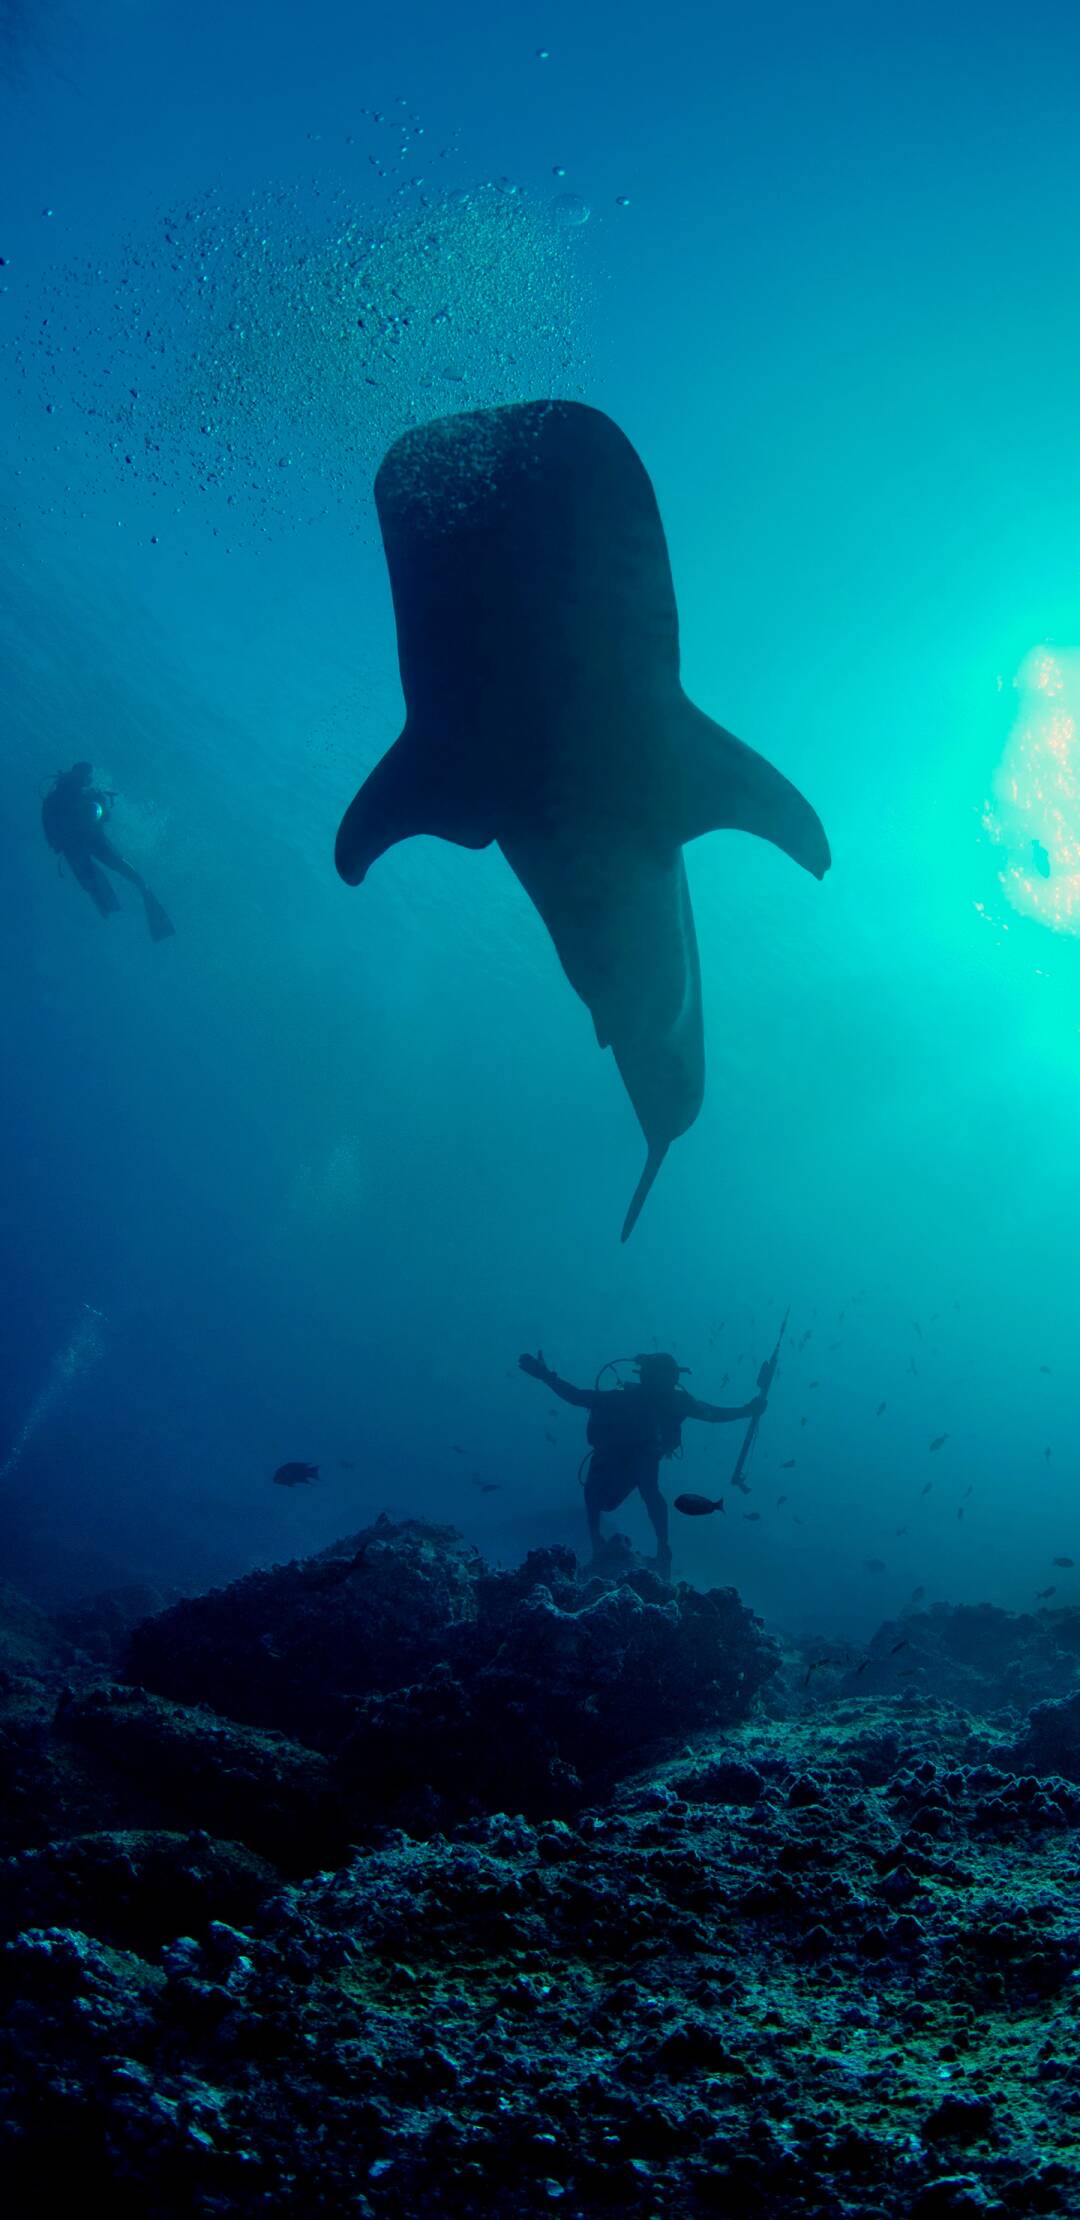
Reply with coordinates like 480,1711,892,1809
3,0,1080,1641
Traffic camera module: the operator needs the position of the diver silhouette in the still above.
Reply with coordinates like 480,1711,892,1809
41,764,174,940
519,1348,764,1580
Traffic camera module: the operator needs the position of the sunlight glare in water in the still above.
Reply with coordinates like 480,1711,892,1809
983,645,1080,934
0,1304,106,1485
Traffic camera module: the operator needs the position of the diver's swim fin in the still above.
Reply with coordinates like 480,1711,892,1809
142,888,175,941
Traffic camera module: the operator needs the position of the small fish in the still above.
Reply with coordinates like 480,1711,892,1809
929,1434,948,1452
452,1444,466,1454
337,1459,355,1470
776,1494,788,1507
808,1379,819,1391
792,1515,804,1526
962,1484,973,1499
544,1431,557,1444
272,1461,319,1488
1032,837,1051,878
864,1557,886,1573
828,1341,841,1352
674,1492,725,1518
800,1415,808,1428
1045,1446,1052,1464
720,1372,730,1389
876,1402,887,1418
548,1408,559,1418
908,1357,918,1376
957,1507,964,1521
921,1482,933,1497
890,1638,909,1655
909,1585,925,1604
781,1458,796,1470
1035,1586,1056,1601
854,1655,871,1675
801,1655,840,1688
743,1511,762,1523
1053,1556,1075,1569
894,1525,908,1537
1040,1366,1052,1376
913,1320,923,1340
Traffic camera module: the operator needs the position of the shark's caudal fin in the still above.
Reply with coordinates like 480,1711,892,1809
621,1141,669,1243
676,699,831,880
336,730,496,886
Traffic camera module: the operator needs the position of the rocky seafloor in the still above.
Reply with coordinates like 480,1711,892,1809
4,1520,1080,2216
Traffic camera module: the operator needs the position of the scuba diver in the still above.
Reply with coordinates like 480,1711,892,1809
41,763,174,940
519,1348,765,1581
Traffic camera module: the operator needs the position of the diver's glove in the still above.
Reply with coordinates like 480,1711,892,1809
519,1350,552,1383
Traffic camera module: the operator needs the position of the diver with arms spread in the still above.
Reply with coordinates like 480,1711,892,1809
519,1348,764,1581
41,763,174,940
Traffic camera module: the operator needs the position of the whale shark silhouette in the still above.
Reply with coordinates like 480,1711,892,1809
336,400,830,1238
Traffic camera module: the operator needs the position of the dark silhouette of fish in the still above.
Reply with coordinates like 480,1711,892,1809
472,1479,501,1494
337,1458,356,1470
875,1401,887,1417
894,1525,908,1536
674,1491,725,1517
890,1638,909,1655
1052,1556,1074,1568
743,1511,761,1522
864,1557,886,1573
780,1457,796,1469
272,1462,319,1488
335,401,830,1239
929,1434,948,1452
921,1482,932,1496
776,1494,788,1506
1036,1586,1057,1600
1040,1365,1052,1375
909,1584,925,1604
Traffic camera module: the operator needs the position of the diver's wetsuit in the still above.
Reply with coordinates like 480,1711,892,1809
523,1357,755,1573
41,767,174,938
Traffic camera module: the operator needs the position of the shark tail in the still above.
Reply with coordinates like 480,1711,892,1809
620,1141,669,1243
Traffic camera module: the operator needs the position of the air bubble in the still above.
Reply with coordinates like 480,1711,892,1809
551,193,590,228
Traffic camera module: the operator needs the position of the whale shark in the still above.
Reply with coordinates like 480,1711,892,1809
336,400,830,1238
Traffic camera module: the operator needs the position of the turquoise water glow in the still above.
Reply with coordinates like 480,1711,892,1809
4,1,1080,1636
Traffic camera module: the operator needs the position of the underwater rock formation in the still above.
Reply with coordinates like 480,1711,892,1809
837,1600,1080,1716
124,1522,779,1825
4,1557,1080,2212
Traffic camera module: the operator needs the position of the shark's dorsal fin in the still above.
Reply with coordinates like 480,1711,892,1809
336,729,496,886
675,699,831,880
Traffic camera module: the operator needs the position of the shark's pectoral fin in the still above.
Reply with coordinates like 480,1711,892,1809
336,729,496,886
676,697,831,880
